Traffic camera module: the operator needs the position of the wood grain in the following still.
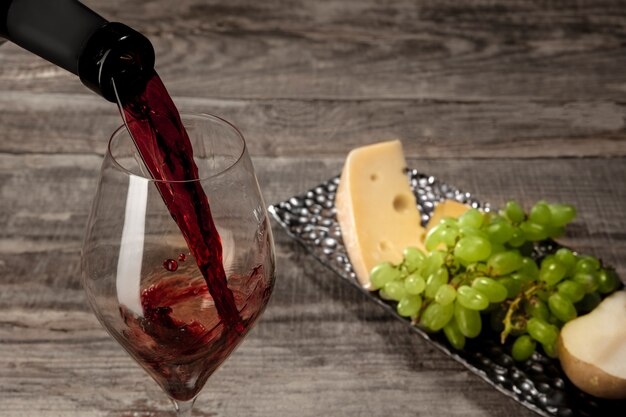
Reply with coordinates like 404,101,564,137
1,0,626,416
2,0,626,102
1,91,625,158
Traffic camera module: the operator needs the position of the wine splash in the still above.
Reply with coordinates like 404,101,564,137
163,259,178,272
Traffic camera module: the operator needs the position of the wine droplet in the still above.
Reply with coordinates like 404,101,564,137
178,253,187,262
163,259,178,272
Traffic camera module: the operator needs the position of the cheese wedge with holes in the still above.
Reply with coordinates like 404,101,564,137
335,140,425,289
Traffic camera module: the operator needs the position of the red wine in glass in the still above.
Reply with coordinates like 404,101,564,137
80,72,276,404
121,266,270,401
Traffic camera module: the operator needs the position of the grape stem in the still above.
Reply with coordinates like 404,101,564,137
412,298,433,326
450,266,483,289
500,283,543,344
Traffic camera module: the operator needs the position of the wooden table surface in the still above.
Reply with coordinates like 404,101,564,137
1,1,626,416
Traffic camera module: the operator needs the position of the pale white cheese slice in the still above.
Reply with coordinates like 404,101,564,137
335,140,425,290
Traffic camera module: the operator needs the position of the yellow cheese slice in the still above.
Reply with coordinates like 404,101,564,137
424,200,470,236
335,140,425,290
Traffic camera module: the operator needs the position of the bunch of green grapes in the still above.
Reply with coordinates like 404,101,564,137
369,201,621,361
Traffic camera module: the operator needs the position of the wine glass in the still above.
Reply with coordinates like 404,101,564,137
81,114,275,416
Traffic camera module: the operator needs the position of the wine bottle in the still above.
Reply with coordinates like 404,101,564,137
0,0,154,102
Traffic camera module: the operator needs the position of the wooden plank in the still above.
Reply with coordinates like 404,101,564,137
1,0,626,101
1,91,625,158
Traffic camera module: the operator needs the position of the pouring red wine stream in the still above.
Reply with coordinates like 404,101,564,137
116,71,244,333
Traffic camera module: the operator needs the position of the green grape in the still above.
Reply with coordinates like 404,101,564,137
456,286,490,311
483,212,499,224
490,243,506,254
597,269,621,294
499,277,522,298
454,236,492,263
529,202,552,226
443,319,466,350
542,341,558,359
520,221,548,241
370,262,401,289
574,258,599,274
512,335,536,362
511,272,533,285
487,250,523,276
518,257,539,279
397,296,422,318
459,226,489,240
471,277,508,303
579,255,601,270
504,201,525,223
435,285,457,306
548,293,577,322
575,291,601,313
554,248,577,274
421,302,454,331
379,289,392,300
425,224,446,251
383,280,406,302
441,227,460,248
439,217,458,227
455,302,482,337
398,264,410,278
557,280,585,303
527,318,558,345
549,203,576,227
458,208,484,229
486,221,515,244
404,273,426,295
539,257,567,286
508,227,526,247
403,247,425,273
524,297,550,321
425,225,459,251
425,267,449,299
572,272,599,293
421,250,446,278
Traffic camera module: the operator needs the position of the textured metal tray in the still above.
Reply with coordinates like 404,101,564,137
268,170,626,417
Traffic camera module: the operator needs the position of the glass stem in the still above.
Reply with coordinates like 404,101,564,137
172,398,196,417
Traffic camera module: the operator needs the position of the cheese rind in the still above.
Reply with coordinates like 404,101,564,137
335,140,425,289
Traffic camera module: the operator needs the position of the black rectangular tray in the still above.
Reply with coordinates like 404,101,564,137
268,170,625,417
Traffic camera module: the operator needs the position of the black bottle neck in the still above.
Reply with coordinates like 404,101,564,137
0,1,11,37
78,22,155,102
1,0,154,102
